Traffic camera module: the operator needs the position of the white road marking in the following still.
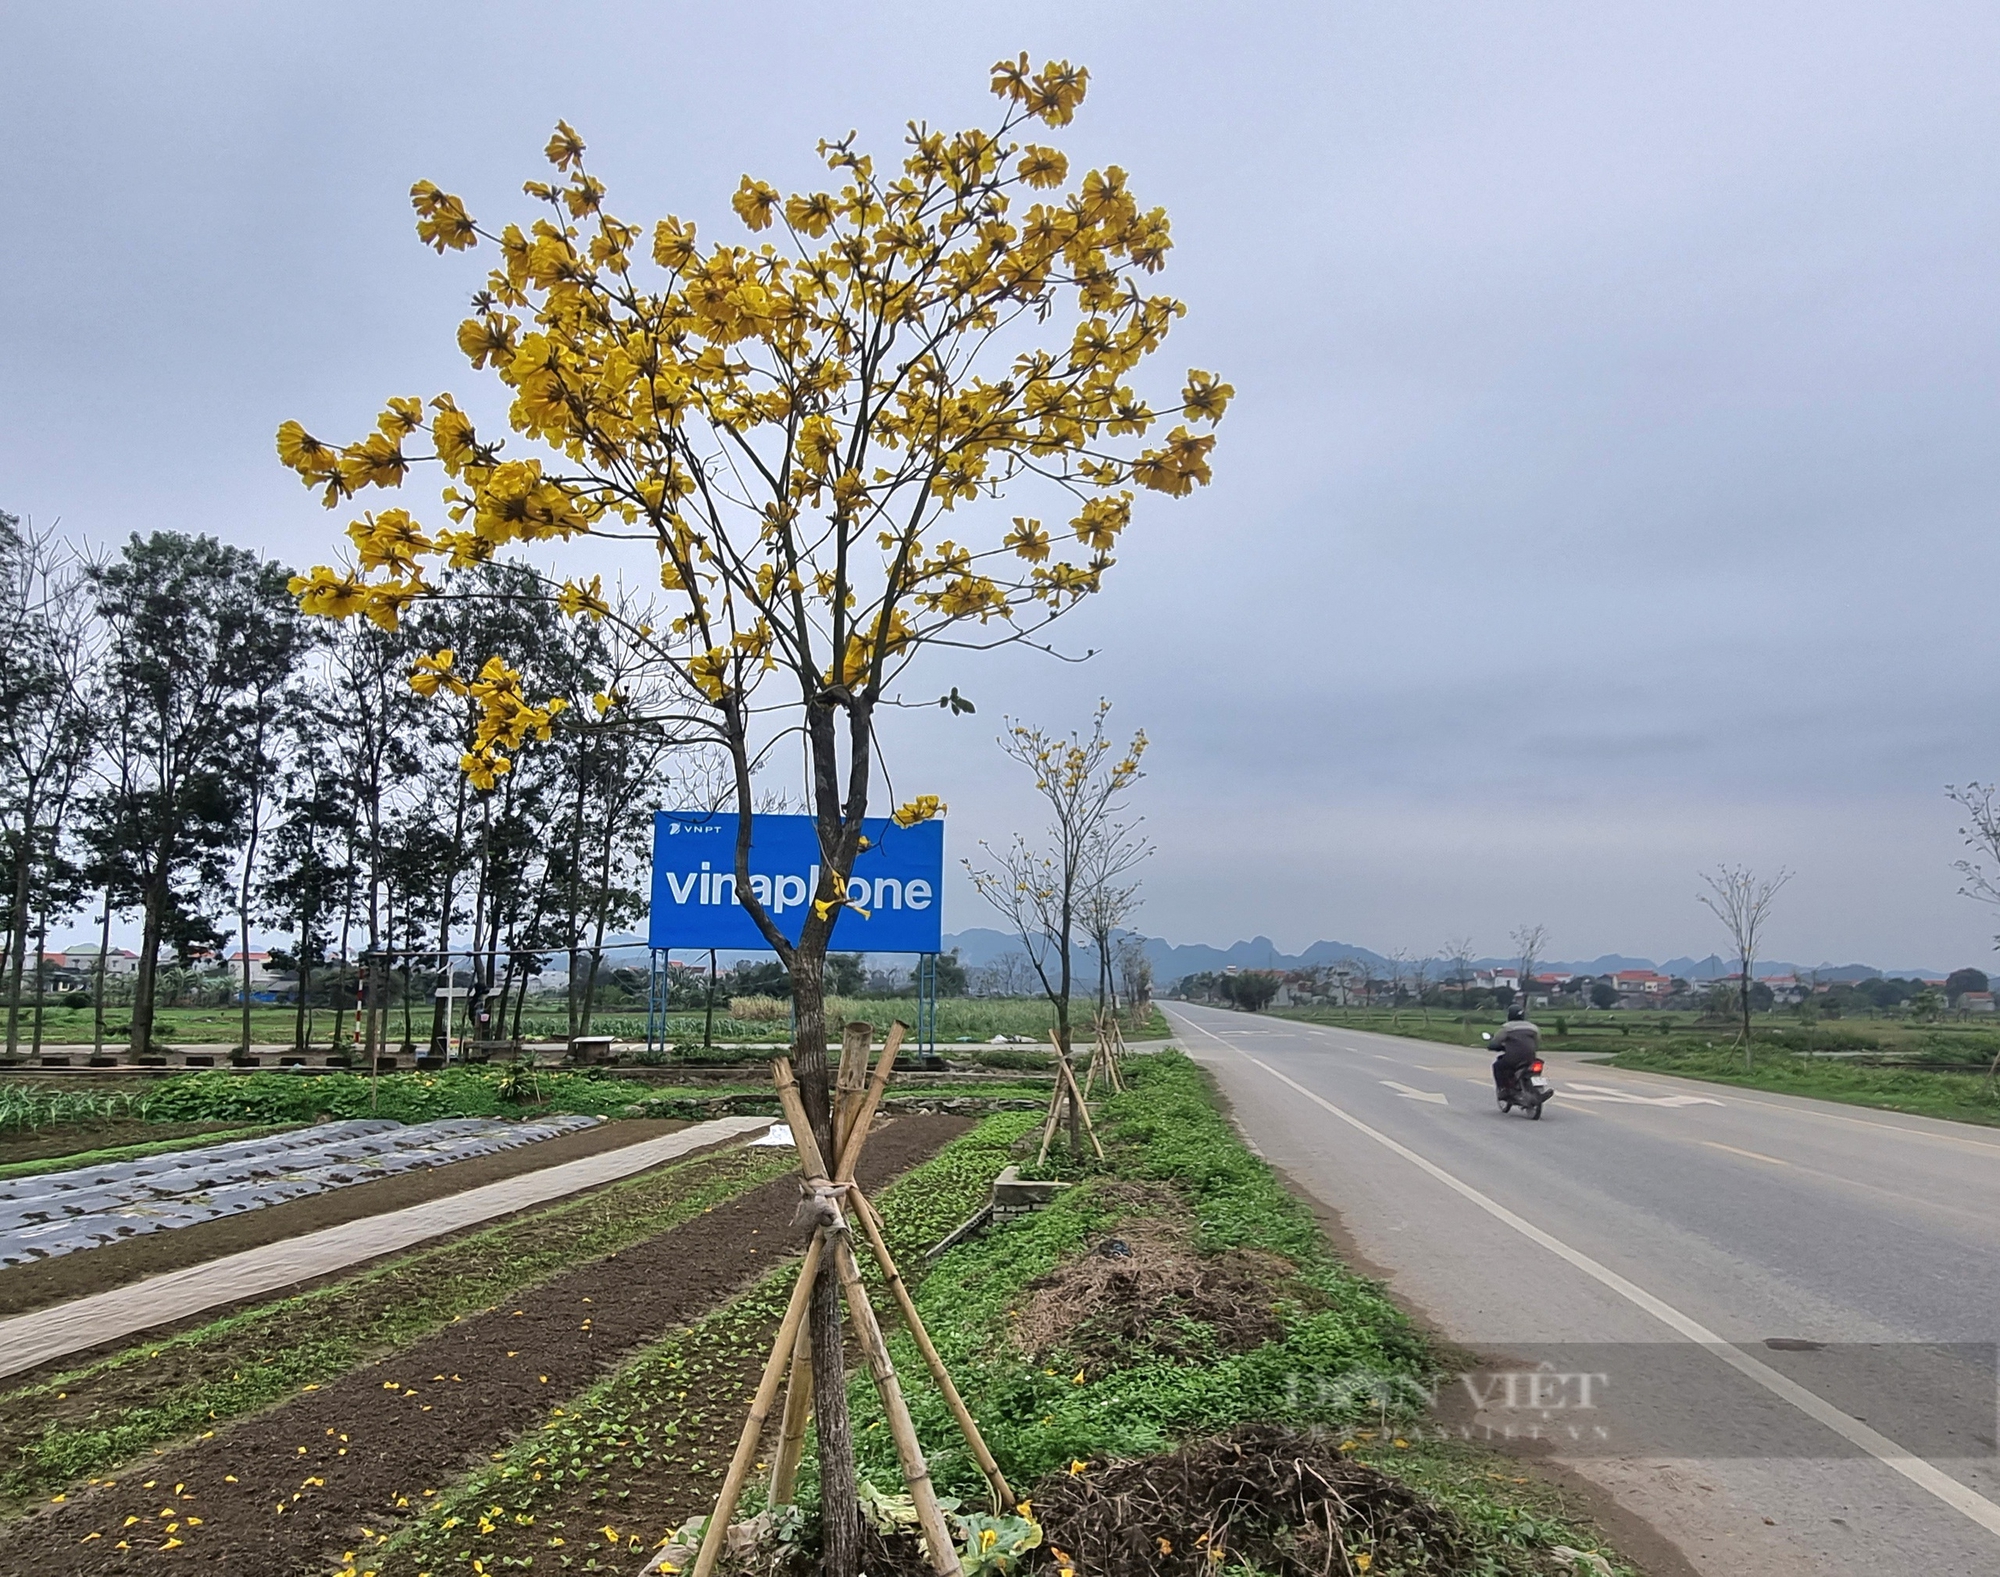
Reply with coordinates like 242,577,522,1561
1167,1010,2000,1544
1563,1083,1725,1108
1703,1140,1789,1167
1380,1079,1448,1105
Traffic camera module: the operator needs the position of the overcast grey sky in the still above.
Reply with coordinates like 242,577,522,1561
7,3,1999,968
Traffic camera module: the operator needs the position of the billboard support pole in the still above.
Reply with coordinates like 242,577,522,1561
917,953,936,1054
704,949,717,1051
646,949,665,1059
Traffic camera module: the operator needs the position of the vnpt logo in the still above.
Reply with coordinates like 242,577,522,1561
660,861,932,917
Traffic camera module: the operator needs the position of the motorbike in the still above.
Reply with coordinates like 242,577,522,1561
1499,1057,1554,1119
1481,1032,1554,1119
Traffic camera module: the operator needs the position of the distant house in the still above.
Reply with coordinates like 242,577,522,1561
226,950,290,988
1759,974,1805,1006
1959,991,1995,1013
1611,969,1674,1002
1474,968,1520,993
61,944,142,977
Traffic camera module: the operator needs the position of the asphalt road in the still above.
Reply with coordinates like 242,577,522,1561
1163,1002,2000,1576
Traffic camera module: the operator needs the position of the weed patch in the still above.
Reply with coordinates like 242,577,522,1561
137,1067,683,1125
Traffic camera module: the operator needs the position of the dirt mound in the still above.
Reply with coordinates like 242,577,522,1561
1012,1185,1303,1365
1030,1425,1478,1577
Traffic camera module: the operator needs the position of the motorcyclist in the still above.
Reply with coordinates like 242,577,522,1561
1490,1004,1541,1100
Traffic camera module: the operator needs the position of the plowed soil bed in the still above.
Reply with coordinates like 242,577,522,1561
15,1113,968,1577
0,1122,263,1169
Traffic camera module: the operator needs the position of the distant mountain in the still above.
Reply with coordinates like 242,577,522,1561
621,923,1950,986
942,930,1948,985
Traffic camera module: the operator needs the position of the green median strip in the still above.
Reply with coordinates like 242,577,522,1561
0,1143,797,1514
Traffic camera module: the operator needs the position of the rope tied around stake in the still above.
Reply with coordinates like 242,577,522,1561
792,1180,853,1233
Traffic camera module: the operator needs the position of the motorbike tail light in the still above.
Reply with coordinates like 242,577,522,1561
1530,1060,1544,1073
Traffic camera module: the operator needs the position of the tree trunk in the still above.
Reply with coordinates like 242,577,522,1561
130,863,171,1056
334,829,356,1054
579,944,604,1036
30,907,48,1057
236,707,269,1058
790,947,858,1577
5,803,36,1057
511,958,532,1041
295,914,312,1051
93,891,112,1059
1741,962,1753,1070
431,767,468,1055
401,953,414,1052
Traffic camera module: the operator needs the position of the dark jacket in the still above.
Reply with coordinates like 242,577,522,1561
1490,1019,1541,1071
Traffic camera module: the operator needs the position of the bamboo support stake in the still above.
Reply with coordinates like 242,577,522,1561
835,1020,873,1152
850,1184,1014,1512
691,1233,825,1577
768,1316,814,1505
1069,1054,1106,1159
1034,1070,1066,1166
1051,1033,1105,1160
833,1020,904,1183
770,1060,833,1182
772,1050,962,1572
830,1232,965,1576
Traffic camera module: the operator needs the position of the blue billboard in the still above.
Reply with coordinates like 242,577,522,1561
647,811,944,954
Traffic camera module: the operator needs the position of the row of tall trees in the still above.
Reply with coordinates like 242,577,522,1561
0,516,687,1056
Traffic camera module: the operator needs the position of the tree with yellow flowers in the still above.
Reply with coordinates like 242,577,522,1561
277,53,1226,1573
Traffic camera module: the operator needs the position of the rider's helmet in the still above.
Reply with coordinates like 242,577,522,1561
1506,1004,1526,1021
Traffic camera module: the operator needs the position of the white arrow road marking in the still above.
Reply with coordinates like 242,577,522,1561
1563,1083,1723,1107
1380,1079,1448,1105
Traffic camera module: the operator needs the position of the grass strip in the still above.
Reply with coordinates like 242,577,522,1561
135,1068,729,1125
846,1054,1437,1502
0,1124,303,1181
843,1052,1636,1574
1605,1043,2000,1127
0,1141,797,1513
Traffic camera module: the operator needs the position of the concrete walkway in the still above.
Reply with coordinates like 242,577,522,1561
0,1114,773,1380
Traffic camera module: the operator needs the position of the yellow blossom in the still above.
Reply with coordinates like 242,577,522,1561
278,64,1222,792
890,795,945,828
556,574,609,620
